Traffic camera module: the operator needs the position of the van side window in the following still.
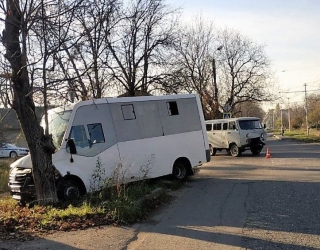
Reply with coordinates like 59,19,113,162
223,123,228,130
69,125,89,148
88,123,105,144
121,104,136,120
167,101,179,116
206,124,212,131
229,121,236,130
213,123,221,130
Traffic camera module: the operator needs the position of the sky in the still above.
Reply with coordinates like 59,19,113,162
166,0,320,110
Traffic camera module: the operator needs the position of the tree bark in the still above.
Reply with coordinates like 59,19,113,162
3,0,58,205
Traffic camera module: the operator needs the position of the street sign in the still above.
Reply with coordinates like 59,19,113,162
223,113,231,119
224,104,231,112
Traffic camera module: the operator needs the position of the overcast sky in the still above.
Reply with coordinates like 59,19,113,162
166,0,320,109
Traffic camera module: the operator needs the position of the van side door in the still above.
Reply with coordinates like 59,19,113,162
221,122,229,149
206,122,222,148
227,121,240,146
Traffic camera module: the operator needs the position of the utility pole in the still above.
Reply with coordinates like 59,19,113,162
305,83,309,136
287,98,291,131
280,108,283,129
212,45,223,118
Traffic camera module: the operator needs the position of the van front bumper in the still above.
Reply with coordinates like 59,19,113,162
245,137,265,148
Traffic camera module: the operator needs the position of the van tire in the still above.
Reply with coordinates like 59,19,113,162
172,160,188,180
209,145,217,156
57,179,82,201
230,144,241,157
251,147,262,155
10,151,18,159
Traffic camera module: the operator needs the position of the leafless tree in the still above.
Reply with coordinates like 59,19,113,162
232,101,265,120
0,0,88,205
166,16,222,119
106,0,179,96
1,0,58,205
215,28,275,115
50,0,121,101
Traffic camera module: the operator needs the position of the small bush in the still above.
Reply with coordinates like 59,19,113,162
0,160,11,193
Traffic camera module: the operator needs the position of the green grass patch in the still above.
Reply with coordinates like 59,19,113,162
0,177,181,241
275,129,320,143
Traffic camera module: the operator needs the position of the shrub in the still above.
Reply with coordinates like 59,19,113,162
0,160,11,193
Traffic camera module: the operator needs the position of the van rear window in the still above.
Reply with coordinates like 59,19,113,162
206,124,212,131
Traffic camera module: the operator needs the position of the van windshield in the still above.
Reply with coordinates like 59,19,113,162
238,120,262,130
40,110,72,149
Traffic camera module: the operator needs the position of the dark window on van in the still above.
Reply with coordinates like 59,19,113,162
121,104,136,120
69,125,89,148
229,121,236,130
213,123,221,130
88,123,105,144
206,124,212,131
167,101,179,116
223,123,228,130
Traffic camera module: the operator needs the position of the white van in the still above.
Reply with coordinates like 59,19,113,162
9,94,210,203
205,117,267,157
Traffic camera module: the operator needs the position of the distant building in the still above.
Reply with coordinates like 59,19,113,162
0,107,45,147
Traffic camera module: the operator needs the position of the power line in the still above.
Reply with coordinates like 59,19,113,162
281,65,320,72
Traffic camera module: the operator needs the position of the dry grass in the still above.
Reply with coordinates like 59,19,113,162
0,159,12,193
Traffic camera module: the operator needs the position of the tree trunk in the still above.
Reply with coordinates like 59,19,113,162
3,0,58,205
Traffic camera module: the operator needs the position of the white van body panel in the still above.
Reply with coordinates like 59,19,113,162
118,130,207,179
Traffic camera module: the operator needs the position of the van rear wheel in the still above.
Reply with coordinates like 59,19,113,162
209,145,217,156
230,144,241,157
172,160,188,180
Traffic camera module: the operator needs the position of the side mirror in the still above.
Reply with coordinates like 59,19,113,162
67,139,77,154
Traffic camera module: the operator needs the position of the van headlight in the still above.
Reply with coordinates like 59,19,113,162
260,133,265,141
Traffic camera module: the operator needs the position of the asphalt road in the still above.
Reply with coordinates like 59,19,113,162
2,136,320,250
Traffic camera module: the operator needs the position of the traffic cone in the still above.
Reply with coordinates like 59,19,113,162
265,147,271,158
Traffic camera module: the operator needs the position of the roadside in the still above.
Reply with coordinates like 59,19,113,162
0,186,177,250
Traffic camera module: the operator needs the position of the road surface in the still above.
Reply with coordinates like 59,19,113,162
2,136,320,250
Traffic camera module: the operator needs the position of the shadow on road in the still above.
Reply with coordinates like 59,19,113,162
136,177,320,249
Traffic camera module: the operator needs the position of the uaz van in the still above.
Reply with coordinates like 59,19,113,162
205,117,267,157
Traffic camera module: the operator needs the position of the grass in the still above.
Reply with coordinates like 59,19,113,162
0,175,183,241
273,128,320,143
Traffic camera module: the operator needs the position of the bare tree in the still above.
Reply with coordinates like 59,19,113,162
166,16,222,119
0,0,91,205
1,0,61,205
233,101,265,120
106,0,178,96
215,28,274,115
307,94,320,126
44,0,121,102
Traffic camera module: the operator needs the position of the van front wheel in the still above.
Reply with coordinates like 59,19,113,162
57,180,82,201
230,144,241,157
251,147,262,155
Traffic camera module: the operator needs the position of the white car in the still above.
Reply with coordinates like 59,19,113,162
0,143,29,158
